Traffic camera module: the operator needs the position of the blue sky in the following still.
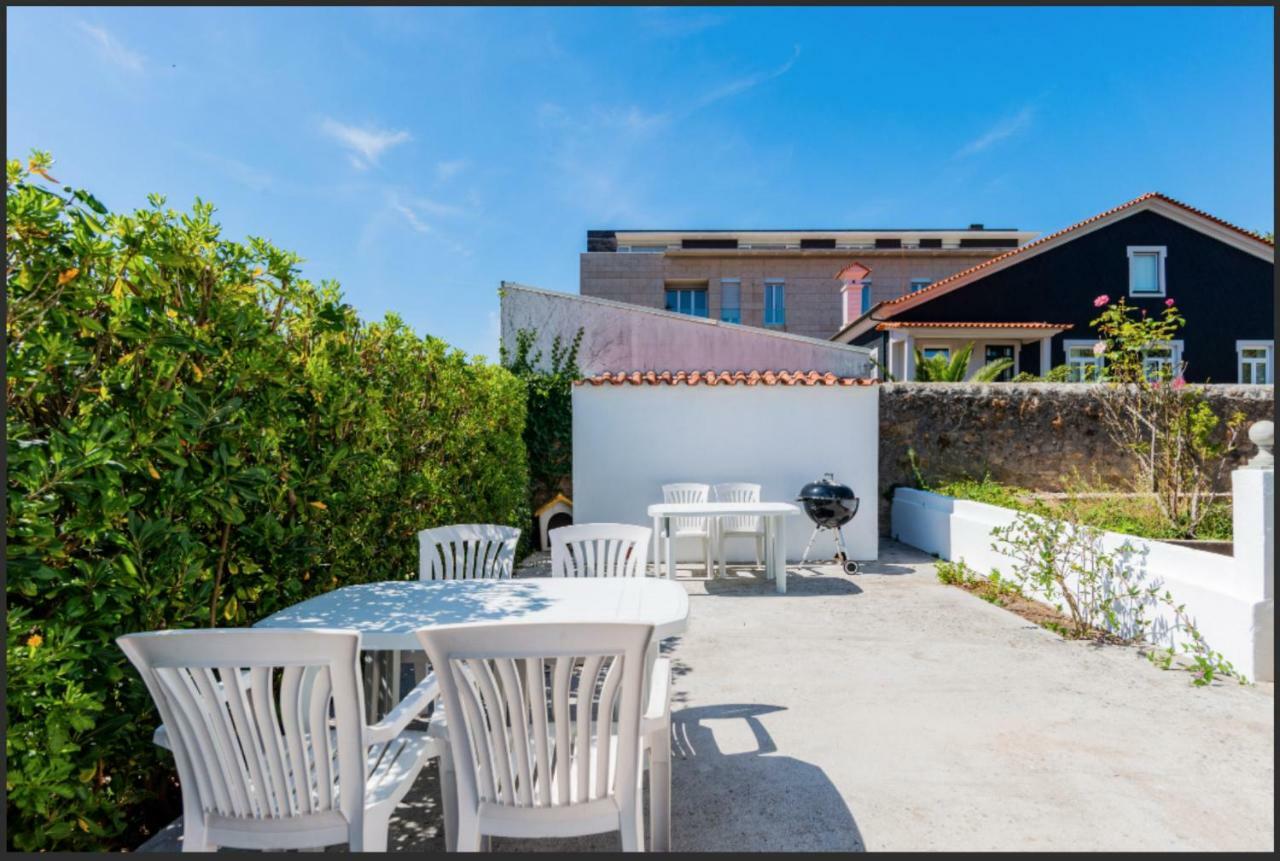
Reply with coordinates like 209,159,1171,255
7,6,1273,358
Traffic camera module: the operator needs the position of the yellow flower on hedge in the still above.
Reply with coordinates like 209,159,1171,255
165,308,179,319
26,634,42,649
309,500,327,510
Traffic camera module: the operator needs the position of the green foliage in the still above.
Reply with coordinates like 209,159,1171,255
5,154,529,850
932,476,1024,510
935,558,1022,606
1010,363,1093,383
936,476,1232,541
501,326,582,537
913,341,1013,382
1090,296,1245,536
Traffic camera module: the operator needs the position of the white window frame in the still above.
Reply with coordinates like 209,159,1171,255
719,278,741,324
1141,339,1184,380
1236,340,1274,385
764,279,786,326
919,344,951,363
1063,338,1106,382
1126,246,1167,297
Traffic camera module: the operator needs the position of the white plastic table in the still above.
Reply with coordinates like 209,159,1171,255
255,576,691,650
647,501,802,594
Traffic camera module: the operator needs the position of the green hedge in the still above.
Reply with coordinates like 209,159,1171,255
4,153,530,851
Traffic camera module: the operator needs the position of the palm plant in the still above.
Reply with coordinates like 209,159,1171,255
914,342,1014,382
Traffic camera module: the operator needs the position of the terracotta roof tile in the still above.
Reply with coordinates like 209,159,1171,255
875,321,1073,330
877,192,1273,311
575,370,879,387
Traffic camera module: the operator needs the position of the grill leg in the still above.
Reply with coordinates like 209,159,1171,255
800,526,821,568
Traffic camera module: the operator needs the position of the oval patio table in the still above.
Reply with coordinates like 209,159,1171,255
647,501,802,594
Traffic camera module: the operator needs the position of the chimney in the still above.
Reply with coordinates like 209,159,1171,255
969,223,984,230
837,261,872,327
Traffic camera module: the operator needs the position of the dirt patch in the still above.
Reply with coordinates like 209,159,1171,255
946,579,1127,644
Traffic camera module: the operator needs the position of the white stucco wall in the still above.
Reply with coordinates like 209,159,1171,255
890,469,1274,682
501,282,874,377
572,383,879,562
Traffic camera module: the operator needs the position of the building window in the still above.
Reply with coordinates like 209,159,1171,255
1127,246,1167,297
1141,340,1184,380
764,281,786,326
920,346,950,362
1064,340,1105,382
720,279,741,324
910,278,932,293
860,279,873,314
984,344,1015,381
665,286,708,318
1237,340,1273,384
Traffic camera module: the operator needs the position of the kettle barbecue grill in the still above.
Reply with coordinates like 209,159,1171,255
797,473,860,574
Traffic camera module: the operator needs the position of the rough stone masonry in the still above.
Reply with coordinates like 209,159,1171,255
877,382,1274,533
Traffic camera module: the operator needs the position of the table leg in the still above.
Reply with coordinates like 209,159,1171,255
775,515,787,594
717,516,726,579
665,516,676,581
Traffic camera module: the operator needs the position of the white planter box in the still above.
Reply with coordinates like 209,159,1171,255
891,471,1274,682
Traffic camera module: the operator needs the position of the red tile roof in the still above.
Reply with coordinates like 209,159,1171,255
875,321,1073,330
877,192,1273,311
576,370,879,387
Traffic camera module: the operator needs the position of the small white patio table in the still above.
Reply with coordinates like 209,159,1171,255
647,501,802,594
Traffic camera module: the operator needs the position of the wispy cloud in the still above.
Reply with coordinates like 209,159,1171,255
954,105,1036,158
77,20,144,72
435,159,468,182
387,191,466,235
688,45,801,113
193,151,273,192
636,8,725,39
321,118,411,170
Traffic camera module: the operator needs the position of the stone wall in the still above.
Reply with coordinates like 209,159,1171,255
876,382,1274,533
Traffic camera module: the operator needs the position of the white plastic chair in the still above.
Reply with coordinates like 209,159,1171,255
407,523,522,691
415,621,672,851
550,523,652,578
659,483,712,576
118,628,453,852
713,482,765,572
418,523,520,581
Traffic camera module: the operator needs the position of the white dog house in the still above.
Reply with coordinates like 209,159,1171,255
535,493,573,550
571,371,879,563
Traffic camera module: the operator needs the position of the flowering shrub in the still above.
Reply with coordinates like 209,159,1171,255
1090,296,1244,536
5,153,529,850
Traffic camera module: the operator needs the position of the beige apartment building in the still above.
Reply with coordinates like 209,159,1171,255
580,227,1037,340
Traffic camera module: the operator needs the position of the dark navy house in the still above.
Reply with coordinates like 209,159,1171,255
833,194,1274,384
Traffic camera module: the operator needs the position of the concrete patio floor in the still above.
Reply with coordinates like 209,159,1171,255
141,540,1274,852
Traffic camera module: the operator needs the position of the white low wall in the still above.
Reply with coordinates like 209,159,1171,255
573,383,879,562
891,469,1274,682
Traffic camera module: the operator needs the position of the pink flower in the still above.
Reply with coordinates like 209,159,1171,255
1093,294,1110,308
1172,377,1186,390
1092,341,1106,356
1164,298,1175,307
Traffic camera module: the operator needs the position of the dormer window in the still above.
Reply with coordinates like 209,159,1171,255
1127,246,1167,297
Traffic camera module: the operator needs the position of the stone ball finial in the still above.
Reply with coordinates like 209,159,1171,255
1246,420,1274,469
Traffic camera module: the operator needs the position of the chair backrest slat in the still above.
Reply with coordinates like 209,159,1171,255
419,524,521,581
549,523,651,578
417,622,652,817
118,629,365,840
663,483,710,533
713,482,762,532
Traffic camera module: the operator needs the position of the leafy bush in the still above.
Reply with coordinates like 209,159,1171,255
501,326,582,536
932,476,1025,510
5,153,529,850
